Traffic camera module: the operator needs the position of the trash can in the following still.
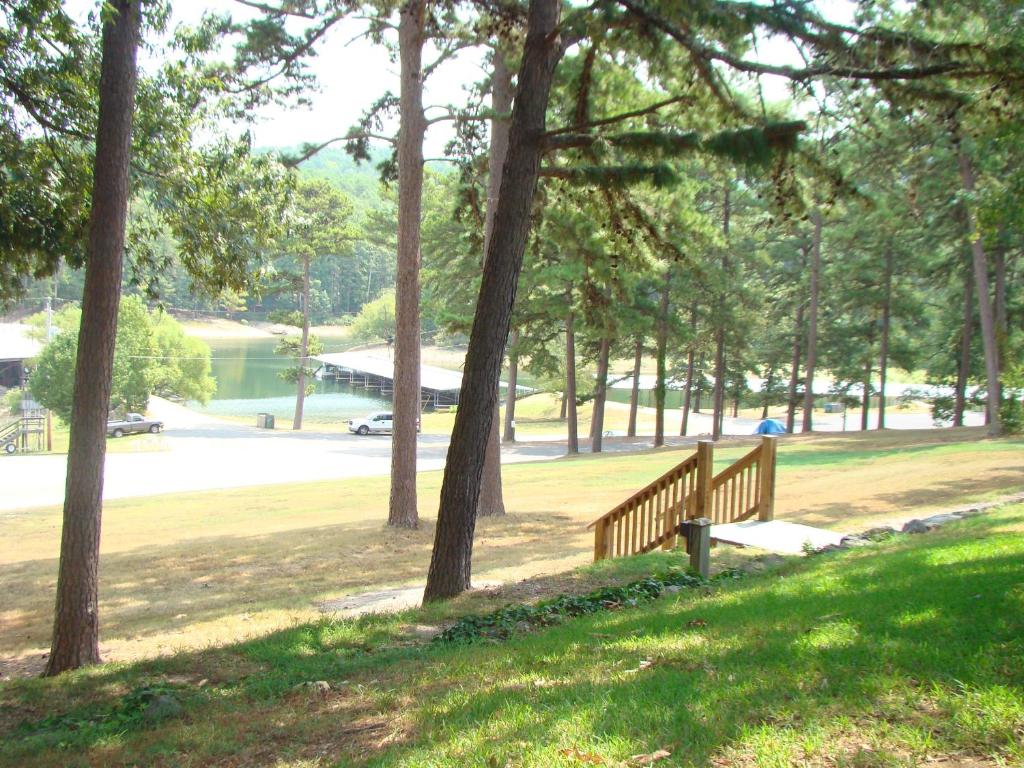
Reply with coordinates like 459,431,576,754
264,414,275,429
256,413,275,429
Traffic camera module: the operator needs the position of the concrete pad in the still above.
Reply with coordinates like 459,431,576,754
711,520,845,555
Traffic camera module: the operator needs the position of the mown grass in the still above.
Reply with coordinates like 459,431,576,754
2,428,1022,679
1,506,1022,767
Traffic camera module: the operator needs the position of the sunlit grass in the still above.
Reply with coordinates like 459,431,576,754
2,506,1021,767
1,428,1022,679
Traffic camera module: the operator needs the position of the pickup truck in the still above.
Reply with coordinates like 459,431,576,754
107,413,163,437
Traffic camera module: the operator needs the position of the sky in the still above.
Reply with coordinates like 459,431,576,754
166,3,485,156
65,1,859,156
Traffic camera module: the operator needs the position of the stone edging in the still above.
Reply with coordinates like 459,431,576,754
813,492,1024,553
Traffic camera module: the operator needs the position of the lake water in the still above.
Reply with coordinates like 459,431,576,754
194,336,388,423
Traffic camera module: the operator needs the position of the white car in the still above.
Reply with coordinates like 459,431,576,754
348,412,393,435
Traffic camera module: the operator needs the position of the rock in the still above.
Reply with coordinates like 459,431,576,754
839,535,870,547
901,519,929,534
812,544,843,554
958,508,985,518
294,680,331,696
143,694,183,723
922,513,962,528
514,621,533,633
758,554,787,568
861,526,896,541
663,585,682,594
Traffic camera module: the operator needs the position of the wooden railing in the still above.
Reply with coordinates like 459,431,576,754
707,438,777,525
590,436,777,561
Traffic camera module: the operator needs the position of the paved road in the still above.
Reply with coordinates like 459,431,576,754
0,411,571,513
0,398,983,513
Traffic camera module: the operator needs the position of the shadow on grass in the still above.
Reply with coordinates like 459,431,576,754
2,509,1022,767
372,510,1024,766
0,510,593,670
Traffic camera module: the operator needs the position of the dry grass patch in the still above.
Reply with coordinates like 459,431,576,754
1,428,1022,680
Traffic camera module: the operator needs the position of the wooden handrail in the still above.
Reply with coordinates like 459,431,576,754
591,437,778,562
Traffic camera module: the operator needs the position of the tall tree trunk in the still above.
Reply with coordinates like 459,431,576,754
954,259,973,427
654,271,670,447
680,302,696,436
292,253,311,430
712,328,725,439
786,298,804,431
565,307,578,454
694,356,704,413
993,229,1007,405
389,0,427,529
712,183,730,441
502,330,518,442
627,337,642,437
590,336,611,453
423,0,562,602
802,209,822,433
861,351,872,431
478,45,513,518
761,365,776,419
45,0,140,677
877,247,893,430
956,150,1001,435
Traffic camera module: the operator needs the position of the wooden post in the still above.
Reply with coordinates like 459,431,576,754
687,517,712,579
694,440,714,521
758,436,777,521
594,518,607,561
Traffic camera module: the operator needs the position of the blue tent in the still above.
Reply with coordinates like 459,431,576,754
754,419,787,435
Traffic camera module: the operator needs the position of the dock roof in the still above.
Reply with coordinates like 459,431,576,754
314,352,465,393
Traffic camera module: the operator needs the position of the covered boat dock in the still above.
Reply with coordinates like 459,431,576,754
313,352,465,408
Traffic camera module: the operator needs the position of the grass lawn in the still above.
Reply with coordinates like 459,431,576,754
1,428,1022,680
1,505,1021,767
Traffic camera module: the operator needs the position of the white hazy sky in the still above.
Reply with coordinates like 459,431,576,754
69,0,485,155
68,1,857,153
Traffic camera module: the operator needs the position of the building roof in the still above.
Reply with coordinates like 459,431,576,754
0,324,42,362
314,351,466,393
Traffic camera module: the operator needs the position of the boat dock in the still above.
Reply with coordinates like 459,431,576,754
313,352,464,408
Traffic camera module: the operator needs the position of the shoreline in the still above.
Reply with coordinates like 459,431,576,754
179,317,353,340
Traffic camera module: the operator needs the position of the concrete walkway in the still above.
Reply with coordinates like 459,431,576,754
711,520,846,555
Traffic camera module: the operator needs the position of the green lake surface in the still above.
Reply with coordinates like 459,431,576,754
194,336,388,423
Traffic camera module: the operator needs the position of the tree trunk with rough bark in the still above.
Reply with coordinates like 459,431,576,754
954,260,973,427
993,229,1007,405
802,209,822,433
627,338,642,437
694,357,704,413
477,45,513,518
786,302,803,433
680,303,696,436
293,253,311,430
956,150,1001,435
422,0,561,602
877,247,893,430
761,365,776,419
46,0,140,677
565,308,578,453
654,271,670,447
503,330,518,442
861,349,872,431
712,184,730,441
712,328,725,439
590,336,611,453
389,0,426,529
